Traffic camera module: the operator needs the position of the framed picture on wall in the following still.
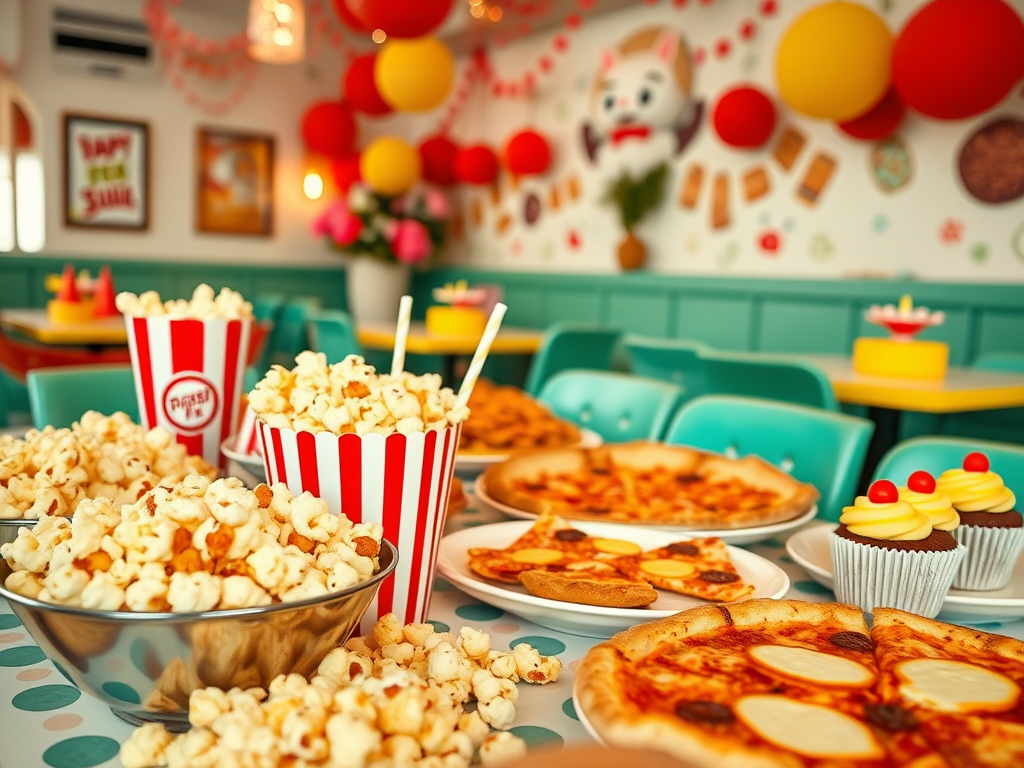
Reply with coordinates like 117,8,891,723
195,127,274,236
63,113,150,230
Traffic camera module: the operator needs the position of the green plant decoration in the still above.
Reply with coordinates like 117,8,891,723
602,162,669,270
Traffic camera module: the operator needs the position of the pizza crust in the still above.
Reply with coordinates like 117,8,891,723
482,442,819,529
519,570,658,608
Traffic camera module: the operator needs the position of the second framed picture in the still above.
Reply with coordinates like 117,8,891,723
196,127,274,236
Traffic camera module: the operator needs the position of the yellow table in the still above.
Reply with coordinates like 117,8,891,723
805,355,1024,413
357,322,543,384
0,308,127,346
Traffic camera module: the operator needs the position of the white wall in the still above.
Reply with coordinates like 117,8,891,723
7,0,364,266
440,0,1024,283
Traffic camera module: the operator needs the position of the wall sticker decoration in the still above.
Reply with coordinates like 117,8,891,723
957,117,1024,205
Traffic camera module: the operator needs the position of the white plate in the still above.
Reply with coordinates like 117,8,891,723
436,520,790,638
787,523,1024,623
474,475,819,546
221,437,267,480
572,684,604,745
455,429,603,473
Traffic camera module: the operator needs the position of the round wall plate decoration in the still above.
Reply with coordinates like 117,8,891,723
958,117,1024,205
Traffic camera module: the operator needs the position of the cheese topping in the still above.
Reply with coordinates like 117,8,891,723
839,497,933,541
748,645,875,688
639,560,696,579
592,538,643,556
509,548,564,565
898,487,960,531
734,696,883,759
936,469,1016,513
895,659,1020,714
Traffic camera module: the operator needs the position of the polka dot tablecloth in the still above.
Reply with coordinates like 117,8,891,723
3,495,1024,767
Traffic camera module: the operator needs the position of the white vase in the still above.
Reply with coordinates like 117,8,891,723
345,258,410,325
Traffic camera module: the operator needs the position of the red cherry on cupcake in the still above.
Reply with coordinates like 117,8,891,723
868,480,899,504
963,452,990,473
907,471,936,494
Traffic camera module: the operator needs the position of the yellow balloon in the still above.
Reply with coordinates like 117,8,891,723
360,136,421,196
776,1,892,121
375,37,455,113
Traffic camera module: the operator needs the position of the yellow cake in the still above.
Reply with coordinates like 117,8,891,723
853,337,948,380
425,306,488,338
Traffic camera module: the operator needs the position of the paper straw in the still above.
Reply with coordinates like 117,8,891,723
391,295,413,376
455,302,507,410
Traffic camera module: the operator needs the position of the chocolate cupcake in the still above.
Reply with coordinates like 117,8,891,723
830,480,965,618
937,452,1021,590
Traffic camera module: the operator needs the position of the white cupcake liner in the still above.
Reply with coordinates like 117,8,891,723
829,533,965,618
951,524,1024,591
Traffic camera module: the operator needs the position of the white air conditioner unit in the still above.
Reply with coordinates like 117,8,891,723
50,5,157,81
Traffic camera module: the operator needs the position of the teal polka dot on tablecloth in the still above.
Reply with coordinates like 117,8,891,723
43,736,120,768
757,539,784,549
971,622,1004,630
101,681,141,704
428,621,450,633
779,555,795,565
12,684,81,712
792,580,835,597
53,662,77,685
508,725,564,750
0,645,46,666
0,614,22,630
509,636,566,656
454,604,504,622
561,697,578,721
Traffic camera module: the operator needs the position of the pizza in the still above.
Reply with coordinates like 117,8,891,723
576,599,1024,767
483,442,819,529
466,512,753,608
460,379,581,455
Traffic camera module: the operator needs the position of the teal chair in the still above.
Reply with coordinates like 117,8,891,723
624,336,710,401
524,324,621,396
873,436,1024,486
699,350,838,411
27,365,139,429
664,395,874,522
900,353,1024,445
264,296,322,369
250,293,286,374
537,370,684,442
308,309,363,363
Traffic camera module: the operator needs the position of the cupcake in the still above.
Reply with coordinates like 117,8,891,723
830,479,965,617
899,470,960,533
937,451,1021,590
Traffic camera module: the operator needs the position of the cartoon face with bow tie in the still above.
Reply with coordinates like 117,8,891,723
582,26,703,177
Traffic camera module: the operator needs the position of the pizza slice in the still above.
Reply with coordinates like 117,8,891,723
466,513,638,583
871,608,1024,768
609,538,755,603
576,600,944,768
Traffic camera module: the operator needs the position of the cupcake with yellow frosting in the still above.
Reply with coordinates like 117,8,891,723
937,452,1022,590
830,479,965,617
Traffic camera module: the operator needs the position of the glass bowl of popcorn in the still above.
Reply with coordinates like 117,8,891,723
0,474,397,731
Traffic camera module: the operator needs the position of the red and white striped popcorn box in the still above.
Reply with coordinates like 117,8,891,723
233,404,262,458
125,316,252,469
258,421,461,632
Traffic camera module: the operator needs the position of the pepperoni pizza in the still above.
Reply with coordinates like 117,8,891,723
576,599,1024,767
483,443,818,529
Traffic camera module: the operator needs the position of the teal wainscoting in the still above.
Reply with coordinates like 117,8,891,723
0,255,349,311
410,269,1024,365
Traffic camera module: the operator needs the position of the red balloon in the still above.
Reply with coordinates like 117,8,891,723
838,87,905,140
711,85,776,149
301,101,357,158
454,145,499,186
344,0,452,38
330,154,362,193
331,0,367,32
343,54,392,116
419,135,460,186
893,0,1024,120
503,129,552,176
